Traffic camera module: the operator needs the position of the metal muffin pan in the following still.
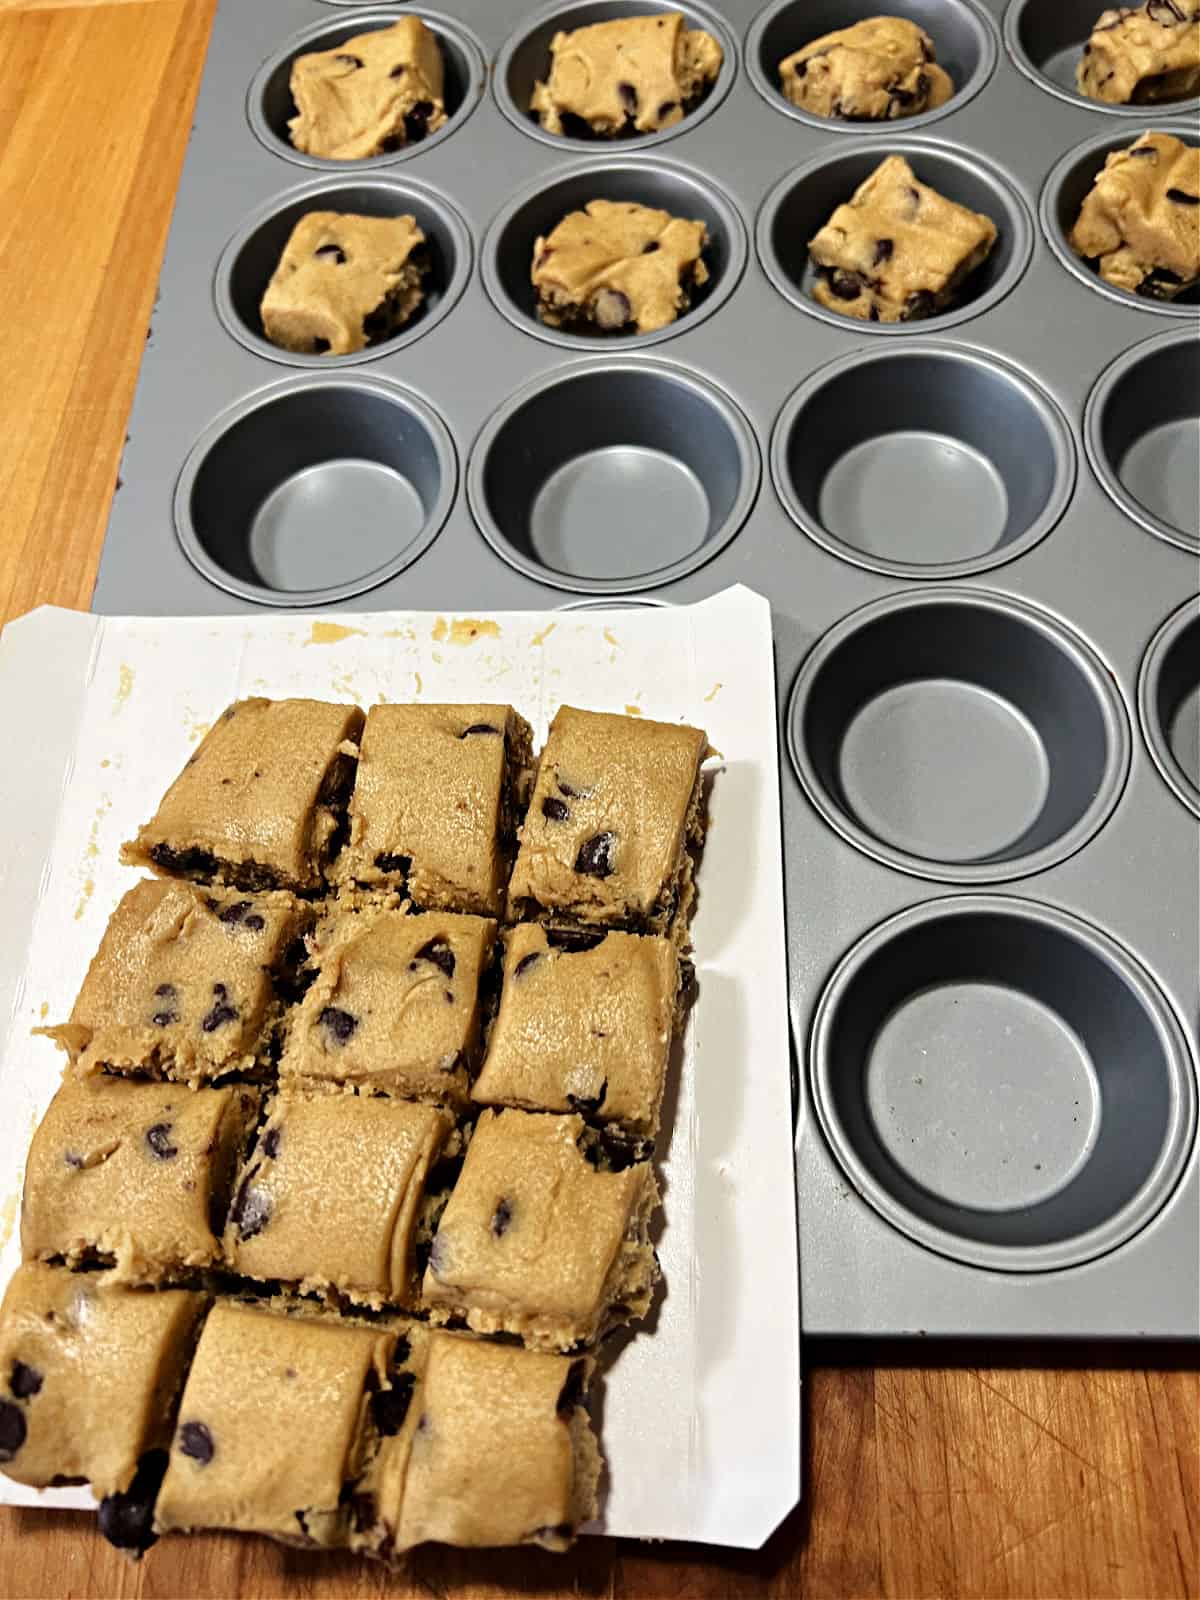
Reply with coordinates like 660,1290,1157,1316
98,0,1199,1337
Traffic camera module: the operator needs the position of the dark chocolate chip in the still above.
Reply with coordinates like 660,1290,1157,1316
557,778,585,798
415,937,455,979
0,1402,25,1462
901,289,936,320
617,81,638,117
230,1172,271,1241
556,1359,587,1418
314,244,347,264
889,84,915,107
642,240,661,254
218,901,251,925
392,1333,411,1366
147,843,219,882
1141,267,1184,298
390,63,406,77
261,1126,281,1160
574,832,616,878
350,1491,377,1533
1167,188,1199,205
145,1123,178,1161
178,1421,214,1464
375,851,412,875
154,982,176,998
491,1197,512,1237
592,288,632,330
243,914,265,931
404,101,434,142
311,338,331,354
545,927,606,953
513,951,542,979
874,239,894,265
541,796,570,823
658,100,677,119
566,1080,607,1116
97,1449,167,1554
460,723,500,737
319,1006,358,1045
828,269,865,301
9,1362,41,1400
371,1371,416,1436
201,984,238,1033
334,53,364,68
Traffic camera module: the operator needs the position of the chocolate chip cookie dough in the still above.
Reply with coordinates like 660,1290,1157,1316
123,698,363,895
779,16,955,120
508,705,708,937
1069,131,1200,299
41,879,309,1084
1078,3,1200,105
808,154,998,322
289,17,448,161
21,1075,260,1282
260,212,429,356
532,200,709,334
0,1264,206,1551
421,1107,660,1350
529,13,723,138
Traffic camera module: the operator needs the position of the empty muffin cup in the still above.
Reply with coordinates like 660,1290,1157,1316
494,0,737,152
248,8,486,169
811,894,1196,1272
1005,0,1200,116
467,359,759,593
746,0,997,132
215,176,471,367
1139,597,1200,818
1041,128,1200,315
787,588,1129,882
175,374,456,606
772,344,1074,578
757,138,1032,333
1085,328,1200,554
482,158,747,350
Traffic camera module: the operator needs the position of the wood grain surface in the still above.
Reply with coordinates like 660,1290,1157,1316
0,4,1196,1597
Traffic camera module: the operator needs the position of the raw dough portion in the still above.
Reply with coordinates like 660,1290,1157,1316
507,705,708,937
808,153,998,322
355,1332,601,1554
779,16,955,120
1069,130,1200,299
530,13,723,137
21,1075,260,1282
260,212,428,356
289,17,447,161
0,1262,206,1552
224,1088,453,1307
123,698,364,894
473,924,681,1138
421,1108,659,1350
1077,3,1200,105
532,199,709,334
338,703,533,914
154,1301,404,1546
279,907,497,1107
40,878,310,1084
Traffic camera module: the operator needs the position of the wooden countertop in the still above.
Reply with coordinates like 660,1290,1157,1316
0,3,1196,1595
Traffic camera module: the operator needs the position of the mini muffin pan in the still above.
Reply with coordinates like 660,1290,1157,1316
96,0,1199,1337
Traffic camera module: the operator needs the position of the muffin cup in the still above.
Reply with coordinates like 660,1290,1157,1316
1005,0,1200,118
1139,597,1200,818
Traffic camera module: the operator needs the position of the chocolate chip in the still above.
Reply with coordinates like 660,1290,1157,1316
574,832,616,878
415,937,455,979
642,240,661,254
557,778,586,798
147,843,219,881
375,851,411,874
262,1126,281,1160
1167,188,1199,205
491,1197,512,1237
658,100,677,119
230,1172,271,1241
334,53,363,68
201,984,238,1033
889,84,915,107
145,1123,178,1161
556,1359,587,1418
901,289,936,320
178,1420,214,1464
908,185,922,214
1128,144,1160,158
545,927,606,953
350,1491,377,1532
392,1333,411,1366
97,1449,167,1554
312,243,348,266
617,81,638,117
218,901,251,924
795,59,808,78
390,63,406,77
0,1402,25,1462
592,288,632,330
311,338,331,354
828,269,865,301
873,238,894,265
404,101,434,142
1141,267,1184,298
460,723,500,737
151,981,179,1027
542,796,570,823
371,1371,415,1436
514,951,542,978
319,1006,358,1045
567,1081,607,1116
10,1362,41,1399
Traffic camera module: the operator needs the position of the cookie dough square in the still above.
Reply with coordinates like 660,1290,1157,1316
507,705,708,937
154,1301,405,1546
808,153,998,322
339,703,533,914
1078,3,1200,105
289,17,447,161
421,1108,659,1350
532,199,709,334
355,1333,601,1555
41,879,310,1085
0,1263,206,1551
224,1089,453,1307
530,13,723,138
260,212,428,357
279,907,498,1106
473,924,682,1139
21,1076,260,1282
123,698,364,895
1069,131,1200,299
779,16,954,120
